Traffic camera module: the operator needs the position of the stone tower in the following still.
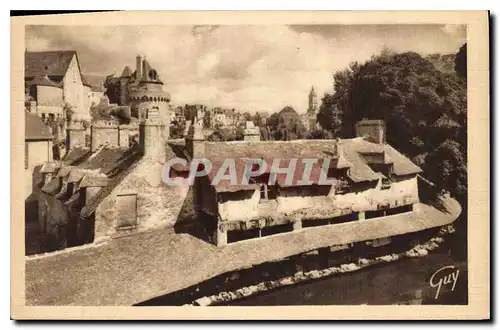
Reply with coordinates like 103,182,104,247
308,86,318,115
128,55,171,139
119,66,132,106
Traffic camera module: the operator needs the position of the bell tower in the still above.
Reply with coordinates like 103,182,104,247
308,86,318,115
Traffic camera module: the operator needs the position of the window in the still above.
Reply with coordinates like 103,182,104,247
116,193,138,229
24,143,29,169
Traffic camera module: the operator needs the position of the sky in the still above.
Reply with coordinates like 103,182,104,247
25,24,466,114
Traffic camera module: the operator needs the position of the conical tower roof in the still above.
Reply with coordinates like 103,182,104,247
121,65,132,78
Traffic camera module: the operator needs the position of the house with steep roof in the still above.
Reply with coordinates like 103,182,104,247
25,50,93,121
25,111,54,200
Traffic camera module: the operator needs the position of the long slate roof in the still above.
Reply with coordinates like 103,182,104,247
202,138,422,191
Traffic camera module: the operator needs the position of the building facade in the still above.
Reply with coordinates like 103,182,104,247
190,119,423,246
25,111,54,200
25,51,92,122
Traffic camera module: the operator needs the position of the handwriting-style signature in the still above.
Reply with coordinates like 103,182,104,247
429,265,460,300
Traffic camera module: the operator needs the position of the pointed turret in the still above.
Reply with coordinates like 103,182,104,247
121,66,132,78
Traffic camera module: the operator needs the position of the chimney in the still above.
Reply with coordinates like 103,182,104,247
244,121,260,141
139,107,166,158
355,119,386,144
186,120,205,158
136,55,142,81
66,122,86,150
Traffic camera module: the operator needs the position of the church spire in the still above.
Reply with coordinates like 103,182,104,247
308,85,318,114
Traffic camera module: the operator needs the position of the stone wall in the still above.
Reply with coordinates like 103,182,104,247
37,188,72,252
94,158,192,241
67,127,86,150
91,125,119,151
36,85,63,108
25,141,53,199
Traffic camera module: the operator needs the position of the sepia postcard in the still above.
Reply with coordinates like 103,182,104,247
11,11,490,320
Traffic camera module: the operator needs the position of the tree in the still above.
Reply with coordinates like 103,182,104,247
253,112,263,127
330,50,467,201
267,106,307,141
103,76,121,104
455,43,467,82
63,103,74,123
203,111,211,128
424,140,467,198
243,112,252,121
317,93,342,137
170,120,186,139
306,129,334,140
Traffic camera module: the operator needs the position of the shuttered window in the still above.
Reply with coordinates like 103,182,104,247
116,193,137,229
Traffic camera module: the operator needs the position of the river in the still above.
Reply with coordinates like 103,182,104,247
220,251,467,305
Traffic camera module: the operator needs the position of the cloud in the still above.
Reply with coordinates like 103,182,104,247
25,24,466,114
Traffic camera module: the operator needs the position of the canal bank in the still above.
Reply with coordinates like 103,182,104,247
221,251,467,306
137,225,465,306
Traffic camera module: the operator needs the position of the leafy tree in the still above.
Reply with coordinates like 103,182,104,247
243,112,252,121
317,93,342,136
455,43,467,82
267,106,307,141
306,129,334,140
63,103,74,123
253,112,263,127
103,76,121,104
259,126,270,141
329,50,467,200
170,120,186,139
203,110,211,128
424,139,467,198
207,127,244,142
